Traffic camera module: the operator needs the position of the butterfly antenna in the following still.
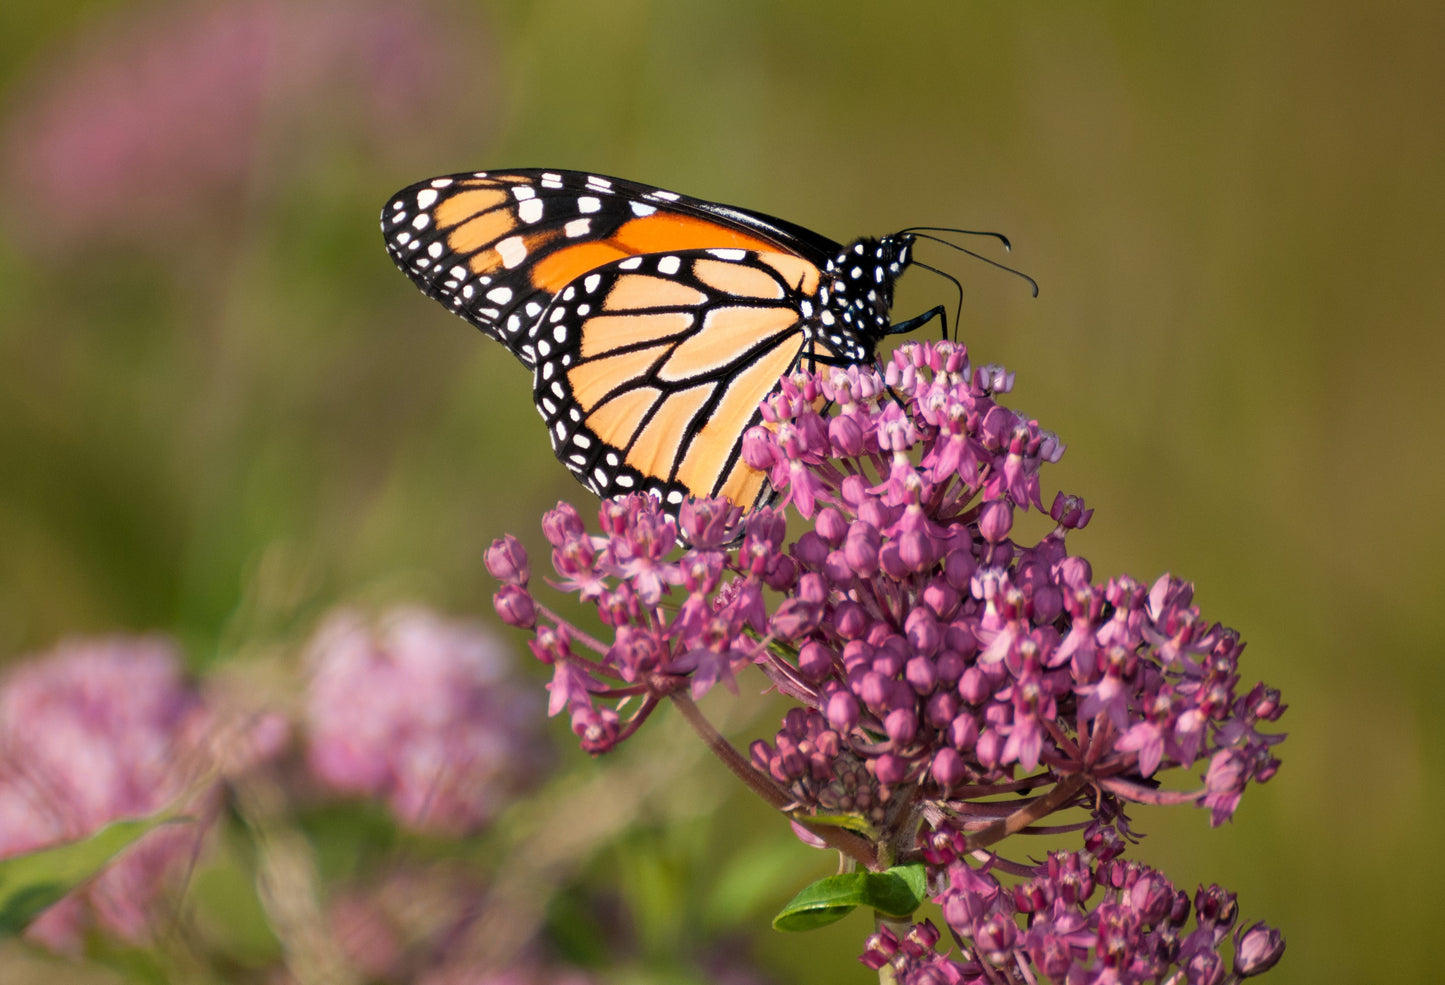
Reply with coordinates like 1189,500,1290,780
912,260,964,342
904,229,1040,298
901,225,1014,252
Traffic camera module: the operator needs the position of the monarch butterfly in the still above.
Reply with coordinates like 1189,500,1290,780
381,168,960,516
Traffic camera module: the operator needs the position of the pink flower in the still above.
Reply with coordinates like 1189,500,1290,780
304,607,550,835
2,0,484,249
328,864,487,982
0,635,217,952
491,339,1287,981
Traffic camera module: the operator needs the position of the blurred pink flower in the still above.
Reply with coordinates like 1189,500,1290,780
0,635,217,952
2,0,485,248
304,607,550,836
419,968,603,985
327,864,488,983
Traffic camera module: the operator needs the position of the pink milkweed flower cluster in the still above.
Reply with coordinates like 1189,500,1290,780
303,606,551,836
325,863,490,984
489,340,1286,981
0,636,218,952
866,848,1285,984
1,0,480,249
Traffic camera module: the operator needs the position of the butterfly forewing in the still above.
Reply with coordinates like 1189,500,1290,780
381,170,828,370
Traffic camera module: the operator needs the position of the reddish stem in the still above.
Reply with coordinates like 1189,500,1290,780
668,691,879,869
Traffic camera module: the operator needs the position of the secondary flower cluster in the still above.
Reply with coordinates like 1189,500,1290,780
0,636,219,951
489,340,1286,979
865,844,1284,983
3,0,478,249
0,605,549,958
304,606,551,836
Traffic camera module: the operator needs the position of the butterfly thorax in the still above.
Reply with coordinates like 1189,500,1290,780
809,234,915,363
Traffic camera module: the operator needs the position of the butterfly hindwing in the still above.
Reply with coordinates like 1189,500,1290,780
533,247,834,511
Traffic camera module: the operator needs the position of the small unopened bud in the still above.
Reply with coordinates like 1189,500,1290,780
1234,922,1285,977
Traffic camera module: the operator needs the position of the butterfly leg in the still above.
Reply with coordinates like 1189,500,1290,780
887,304,948,341
869,305,949,406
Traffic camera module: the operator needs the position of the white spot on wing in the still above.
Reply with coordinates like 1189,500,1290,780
415,188,438,209
518,198,544,223
497,236,528,268
577,196,602,214
565,218,591,237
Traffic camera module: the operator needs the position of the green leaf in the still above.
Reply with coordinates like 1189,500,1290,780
0,814,190,937
772,863,929,932
870,863,927,917
772,872,869,931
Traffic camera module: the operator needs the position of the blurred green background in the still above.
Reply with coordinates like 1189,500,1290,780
1,1,1440,982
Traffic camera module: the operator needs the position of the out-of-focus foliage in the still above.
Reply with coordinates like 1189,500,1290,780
0,816,186,938
0,1,1439,983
